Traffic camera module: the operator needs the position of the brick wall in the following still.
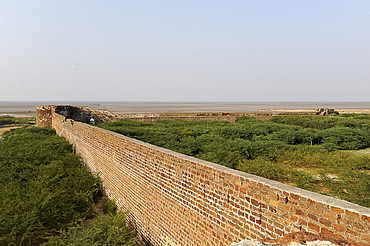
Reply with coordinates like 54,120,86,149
40,106,370,245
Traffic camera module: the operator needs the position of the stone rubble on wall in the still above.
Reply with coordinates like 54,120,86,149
230,239,339,246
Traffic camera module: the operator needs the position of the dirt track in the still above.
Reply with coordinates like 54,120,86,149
0,125,27,137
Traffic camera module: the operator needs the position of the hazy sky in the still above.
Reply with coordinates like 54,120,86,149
1,1,370,102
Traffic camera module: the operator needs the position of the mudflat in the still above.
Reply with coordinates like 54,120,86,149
89,102,370,114
0,101,369,115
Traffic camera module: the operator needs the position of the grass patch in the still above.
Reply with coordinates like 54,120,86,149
239,146,370,207
0,115,35,126
43,207,142,246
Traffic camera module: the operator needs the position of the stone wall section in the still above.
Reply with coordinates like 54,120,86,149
39,106,370,245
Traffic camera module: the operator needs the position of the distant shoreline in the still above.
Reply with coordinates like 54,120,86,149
0,102,369,116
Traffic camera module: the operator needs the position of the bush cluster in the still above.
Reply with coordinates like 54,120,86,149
43,212,140,246
0,115,34,126
0,127,141,245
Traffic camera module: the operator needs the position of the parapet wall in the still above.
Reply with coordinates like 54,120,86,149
38,106,370,245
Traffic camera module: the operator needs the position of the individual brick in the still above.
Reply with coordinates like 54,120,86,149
270,200,278,208
268,193,279,200
298,219,307,226
321,227,334,235
333,224,345,232
290,193,300,200
298,203,309,210
307,199,315,205
240,187,246,194
251,199,259,207
308,222,320,232
307,214,318,222
290,215,298,222
331,207,344,215
279,203,290,212
295,209,305,216
345,210,360,218
275,228,283,236
274,221,284,229
323,211,338,220
308,206,321,214
319,218,331,227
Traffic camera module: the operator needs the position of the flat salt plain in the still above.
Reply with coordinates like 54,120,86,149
0,101,370,116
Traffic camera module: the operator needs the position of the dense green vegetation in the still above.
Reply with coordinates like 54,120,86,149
0,115,34,126
98,114,370,207
0,127,140,245
44,208,141,246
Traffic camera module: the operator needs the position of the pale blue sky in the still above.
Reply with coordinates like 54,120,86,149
1,1,369,102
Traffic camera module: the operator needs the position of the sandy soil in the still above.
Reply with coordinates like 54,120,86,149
258,109,316,113
337,108,370,114
0,125,25,136
259,108,370,114
93,103,370,114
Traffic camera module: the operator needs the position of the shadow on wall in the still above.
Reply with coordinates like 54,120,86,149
55,106,102,124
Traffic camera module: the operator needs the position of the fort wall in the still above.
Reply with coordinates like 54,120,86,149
37,106,370,245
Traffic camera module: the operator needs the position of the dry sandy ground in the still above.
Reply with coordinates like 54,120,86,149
0,125,24,137
0,116,35,137
259,108,370,114
91,102,370,114
337,108,370,114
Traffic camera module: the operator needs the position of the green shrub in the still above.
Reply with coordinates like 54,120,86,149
0,127,101,245
238,158,289,182
290,171,318,190
0,116,35,126
103,199,118,216
43,212,140,246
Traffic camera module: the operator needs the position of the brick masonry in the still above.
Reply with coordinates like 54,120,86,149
37,106,370,245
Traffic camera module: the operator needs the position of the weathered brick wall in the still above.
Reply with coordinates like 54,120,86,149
39,107,370,245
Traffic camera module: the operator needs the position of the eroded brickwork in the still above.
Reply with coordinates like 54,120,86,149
39,106,370,245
